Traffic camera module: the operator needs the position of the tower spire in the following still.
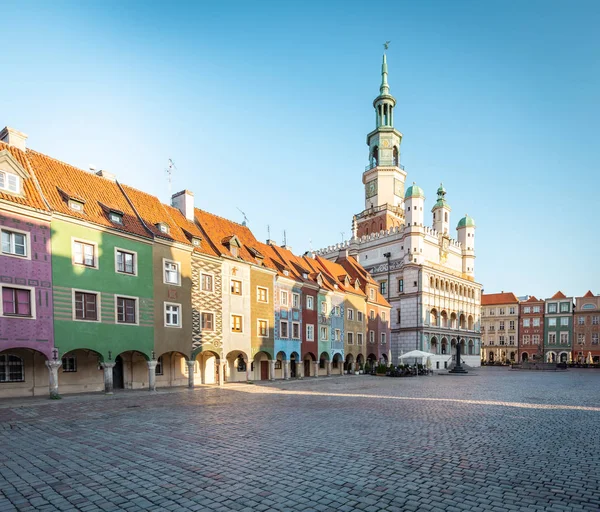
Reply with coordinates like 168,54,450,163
380,53,389,96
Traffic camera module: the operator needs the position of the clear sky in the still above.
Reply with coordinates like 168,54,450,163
3,1,599,299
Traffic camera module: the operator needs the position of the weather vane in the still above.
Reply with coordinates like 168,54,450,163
384,41,391,51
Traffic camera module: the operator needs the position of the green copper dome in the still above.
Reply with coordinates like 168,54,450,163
457,214,476,228
405,182,425,199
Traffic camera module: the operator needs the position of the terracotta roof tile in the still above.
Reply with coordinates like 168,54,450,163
524,296,540,303
26,149,149,238
0,141,49,211
583,290,595,298
481,292,519,305
164,204,219,257
550,291,567,299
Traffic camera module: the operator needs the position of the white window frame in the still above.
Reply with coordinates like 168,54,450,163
357,332,363,345
231,314,243,333
357,311,363,322
369,330,375,343
523,318,530,327
280,320,289,338
369,288,375,300
533,318,540,327
280,291,288,306
381,332,386,344
347,332,354,344
72,238,98,269
231,279,243,295
347,308,354,320
164,301,182,328
257,318,268,337
163,258,181,286
560,317,569,326
72,288,100,323
292,321,300,339
292,293,300,309
306,323,314,341
0,171,20,194
321,302,327,315
334,328,341,341
370,309,375,320
306,295,314,310
320,326,328,341
200,272,215,293
114,294,139,325
0,284,37,319
1,226,30,260
114,247,137,276
256,286,269,303
560,332,569,345
548,332,556,344
201,311,215,331
334,305,340,316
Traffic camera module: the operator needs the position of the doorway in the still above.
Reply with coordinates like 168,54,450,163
260,361,269,380
113,356,124,389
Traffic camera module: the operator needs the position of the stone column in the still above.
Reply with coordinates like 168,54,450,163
284,360,290,380
147,360,157,391
46,360,62,399
326,361,332,377
340,362,344,376
246,359,252,382
269,360,275,381
101,362,116,394
297,361,304,379
186,360,195,388
349,362,355,374
218,361,225,386
313,361,319,378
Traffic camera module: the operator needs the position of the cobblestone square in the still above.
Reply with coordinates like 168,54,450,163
1,368,599,512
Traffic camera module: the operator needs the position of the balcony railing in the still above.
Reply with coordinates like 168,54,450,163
365,161,405,171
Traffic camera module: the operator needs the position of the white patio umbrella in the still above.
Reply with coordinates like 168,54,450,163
399,350,435,376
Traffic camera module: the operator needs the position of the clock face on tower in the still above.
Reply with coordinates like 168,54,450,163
366,179,377,199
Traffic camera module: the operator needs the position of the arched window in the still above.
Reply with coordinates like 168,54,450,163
468,340,474,355
444,212,448,222
371,146,379,167
393,146,399,166
0,354,24,382
430,309,438,326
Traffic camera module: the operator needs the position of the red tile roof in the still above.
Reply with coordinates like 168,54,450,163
583,290,595,298
27,149,149,238
0,141,49,211
550,291,567,299
524,296,540,303
481,292,519,305
164,204,220,257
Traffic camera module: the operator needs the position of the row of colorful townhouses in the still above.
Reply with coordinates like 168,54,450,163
0,127,392,398
480,291,600,364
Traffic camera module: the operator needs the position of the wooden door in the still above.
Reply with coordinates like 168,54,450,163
304,360,311,377
260,361,269,380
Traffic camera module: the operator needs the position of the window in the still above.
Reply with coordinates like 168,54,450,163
231,280,242,295
533,306,541,313
201,312,214,331
381,333,386,344
533,318,540,327
532,334,540,344
347,332,354,344
292,293,300,308
116,297,137,324
0,172,19,194
334,305,340,316
237,356,247,372
522,335,530,345
116,249,135,275
231,314,243,333
164,260,180,285
578,316,585,325
549,318,556,327
2,287,32,317
369,330,375,343
74,291,98,321
155,356,163,375
306,296,314,310
201,274,214,292
560,332,569,345
165,303,181,327
382,312,386,322
1,229,27,257
306,324,314,341
62,356,77,372
548,333,556,344
109,212,122,224
369,289,375,300
560,302,570,312
0,354,24,382
274,360,282,370
68,200,83,212
380,281,387,295
578,333,585,345
258,319,268,337
509,320,515,330
499,308,505,315
321,302,327,315
548,303,557,313
499,336,505,346
499,321,505,331
280,321,289,338
524,307,531,314
509,335,515,345
292,322,300,339
320,326,328,340
398,279,404,293
370,310,375,320
280,291,288,306
347,308,354,320
357,333,363,345
73,240,96,267
256,286,268,303
593,316,599,325
560,317,568,326
357,311,363,322
523,319,530,327
509,307,516,315
592,333,599,345
489,308,495,315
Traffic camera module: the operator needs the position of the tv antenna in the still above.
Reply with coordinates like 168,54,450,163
165,159,177,201
283,230,287,246
341,231,345,243
237,207,249,226
267,224,271,240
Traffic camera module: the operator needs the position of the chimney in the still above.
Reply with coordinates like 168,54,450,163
172,190,194,221
266,239,275,246
95,169,116,182
0,127,28,151
282,244,292,252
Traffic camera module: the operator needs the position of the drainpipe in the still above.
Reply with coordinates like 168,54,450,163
383,252,391,302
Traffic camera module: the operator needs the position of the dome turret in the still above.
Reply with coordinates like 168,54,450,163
405,182,425,199
457,214,476,229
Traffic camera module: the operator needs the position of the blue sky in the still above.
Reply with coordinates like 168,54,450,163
2,1,599,298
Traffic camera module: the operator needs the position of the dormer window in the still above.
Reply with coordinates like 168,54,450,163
231,246,239,258
109,212,123,224
0,171,19,194
192,237,201,247
303,272,308,279
69,200,84,212
283,269,289,276
156,223,169,234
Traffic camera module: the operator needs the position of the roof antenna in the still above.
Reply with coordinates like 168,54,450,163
267,224,271,239
283,230,287,247
309,238,312,251
165,159,177,202
341,231,345,243
236,207,249,226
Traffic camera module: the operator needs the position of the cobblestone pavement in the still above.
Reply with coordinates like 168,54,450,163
1,367,599,512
